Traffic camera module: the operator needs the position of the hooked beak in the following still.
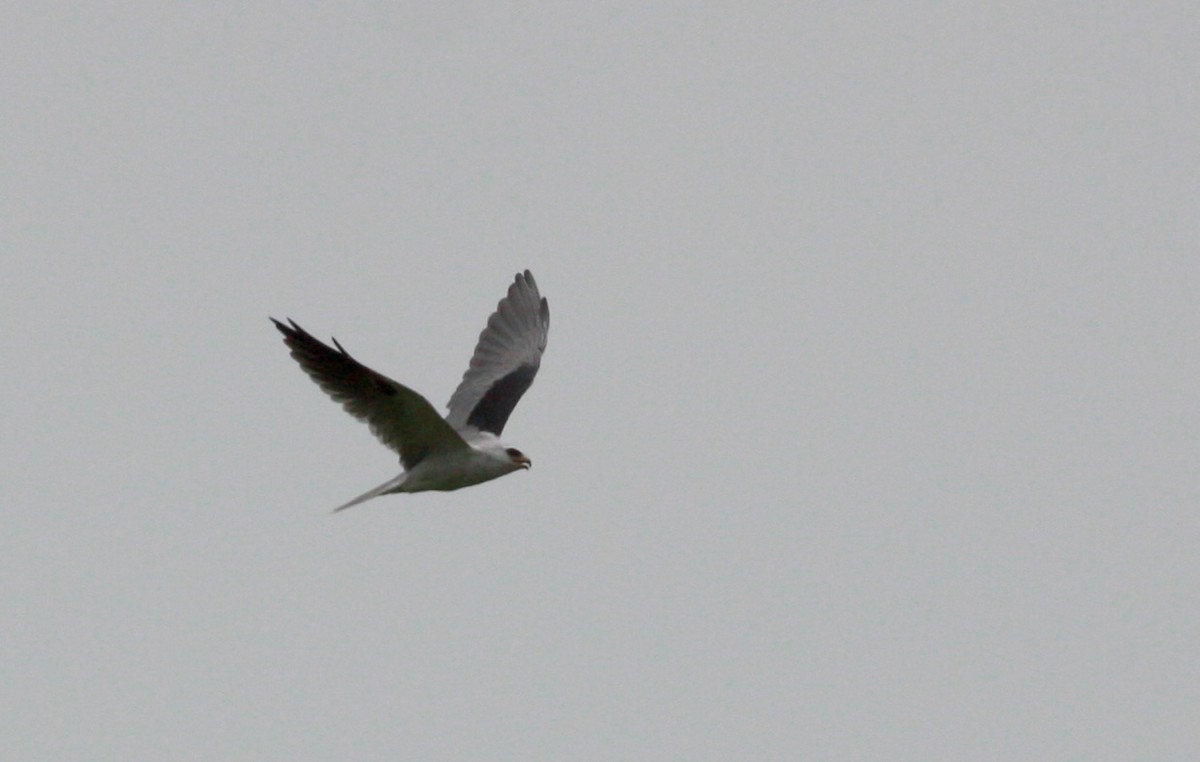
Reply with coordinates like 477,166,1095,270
515,455,532,470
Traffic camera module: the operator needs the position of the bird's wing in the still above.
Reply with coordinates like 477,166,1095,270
445,270,549,436
272,318,469,469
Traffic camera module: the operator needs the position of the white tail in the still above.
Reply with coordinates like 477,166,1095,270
332,473,408,513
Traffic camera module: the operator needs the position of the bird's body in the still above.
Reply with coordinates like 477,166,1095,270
383,433,523,493
273,270,549,511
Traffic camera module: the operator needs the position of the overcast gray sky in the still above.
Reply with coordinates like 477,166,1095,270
3,4,1197,760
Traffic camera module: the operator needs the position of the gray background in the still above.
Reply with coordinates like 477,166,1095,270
4,4,1197,759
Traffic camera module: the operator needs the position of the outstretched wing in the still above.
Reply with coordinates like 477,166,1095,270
272,318,469,469
445,270,549,436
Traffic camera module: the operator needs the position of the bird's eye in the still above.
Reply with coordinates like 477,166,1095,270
505,448,523,459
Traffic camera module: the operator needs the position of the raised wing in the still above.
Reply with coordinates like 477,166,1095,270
445,270,549,436
272,318,469,469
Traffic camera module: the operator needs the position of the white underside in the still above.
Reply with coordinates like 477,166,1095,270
398,447,523,493
332,440,524,512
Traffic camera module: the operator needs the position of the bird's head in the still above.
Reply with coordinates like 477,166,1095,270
505,447,532,470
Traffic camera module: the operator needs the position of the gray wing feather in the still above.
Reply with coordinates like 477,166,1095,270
272,318,469,469
445,270,549,435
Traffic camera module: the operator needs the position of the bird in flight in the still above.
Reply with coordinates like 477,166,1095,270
272,270,549,512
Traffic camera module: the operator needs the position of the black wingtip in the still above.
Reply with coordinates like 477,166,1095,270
272,318,314,345
271,318,355,360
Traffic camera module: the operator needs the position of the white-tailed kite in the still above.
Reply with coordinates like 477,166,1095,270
272,270,549,511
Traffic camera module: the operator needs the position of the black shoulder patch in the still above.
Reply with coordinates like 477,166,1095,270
466,365,538,435
375,377,397,396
